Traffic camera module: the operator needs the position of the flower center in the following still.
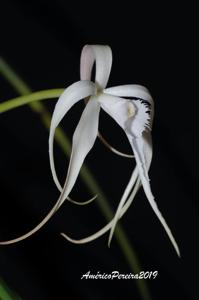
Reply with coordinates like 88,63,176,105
94,83,103,96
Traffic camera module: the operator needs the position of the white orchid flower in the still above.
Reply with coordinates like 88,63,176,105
0,45,180,256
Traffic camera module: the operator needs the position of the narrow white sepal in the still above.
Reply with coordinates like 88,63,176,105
49,80,95,192
80,45,112,89
129,136,180,257
0,195,63,245
108,133,153,246
67,194,97,206
60,169,140,245
0,95,100,245
108,167,139,246
57,96,100,208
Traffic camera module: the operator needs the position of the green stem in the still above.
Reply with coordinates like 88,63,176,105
0,278,21,300
0,89,64,113
0,57,151,300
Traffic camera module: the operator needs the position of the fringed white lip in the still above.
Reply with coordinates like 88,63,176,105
0,45,180,257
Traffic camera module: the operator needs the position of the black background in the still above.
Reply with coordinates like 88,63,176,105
0,1,198,299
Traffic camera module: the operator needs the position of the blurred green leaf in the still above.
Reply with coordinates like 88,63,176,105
0,278,21,300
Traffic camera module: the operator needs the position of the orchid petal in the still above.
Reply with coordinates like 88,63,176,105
0,192,96,245
104,84,153,104
60,135,151,245
67,194,97,206
107,132,153,245
108,167,139,246
49,80,95,192
128,135,180,256
80,45,112,89
58,95,100,207
0,96,100,245
60,168,139,244
0,196,62,245
119,133,152,213
107,134,153,245
0,191,97,245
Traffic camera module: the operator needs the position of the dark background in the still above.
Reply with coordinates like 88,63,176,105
0,1,198,299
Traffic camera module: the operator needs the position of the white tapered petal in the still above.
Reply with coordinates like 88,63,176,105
128,136,180,256
67,194,97,206
49,80,95,192
104,84,153,105
60,134,153,246
80,45,112,89
122,133,152,209
0,96,100,245
108,134,153,245
0,188,96,245
107,132,153,246
108,167,139,246
60,168,139,245
0,193,63,245
58,96,100,208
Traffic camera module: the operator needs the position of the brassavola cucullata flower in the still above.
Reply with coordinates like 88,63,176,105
0,45,180,256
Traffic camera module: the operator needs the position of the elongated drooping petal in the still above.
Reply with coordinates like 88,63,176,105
61,168,139,244
58,96,100,208
107,133,154,246
80,45,112,89
99,89,180,256
107,167,139,246
61,170,142,245
49,80,95,192
0,191,64,245
99,91,152,242
67,194,97,206
128,136,180,256
0,96,100,245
